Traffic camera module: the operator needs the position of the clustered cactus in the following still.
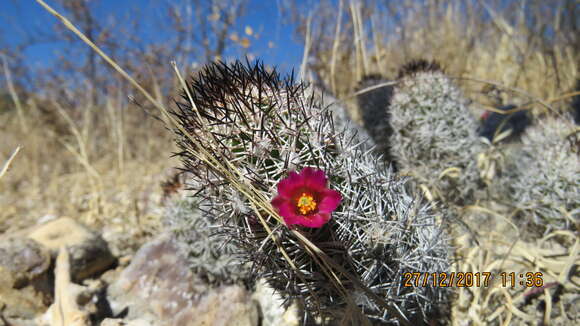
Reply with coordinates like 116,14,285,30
169,60,451,324
388,60,485,205
508,115,579,236
163,196,251,285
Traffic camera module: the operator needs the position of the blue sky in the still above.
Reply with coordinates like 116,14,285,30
1,0,306,75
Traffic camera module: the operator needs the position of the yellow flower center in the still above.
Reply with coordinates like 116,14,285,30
297,193,317,215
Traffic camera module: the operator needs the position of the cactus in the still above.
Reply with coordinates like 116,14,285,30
170,60,451,324
389,60,485,205
508,115,579,236
163,196,252,285
354,75,396,166
324,92,378,155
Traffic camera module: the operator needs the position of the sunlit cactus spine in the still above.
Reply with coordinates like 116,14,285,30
324,92,378,155
170,60,451,324
389,60,485,205
508,115,579,236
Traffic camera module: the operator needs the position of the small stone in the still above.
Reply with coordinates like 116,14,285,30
0,237,52,319
27,217,115,281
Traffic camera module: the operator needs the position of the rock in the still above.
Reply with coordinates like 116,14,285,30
0,237,52,319
253,279,301,326
107,233,259,326
32,249,106,326
100,318,154,326
173,285,259,326
27,217,115,281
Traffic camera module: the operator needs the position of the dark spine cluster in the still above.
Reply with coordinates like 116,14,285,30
397,59,443,79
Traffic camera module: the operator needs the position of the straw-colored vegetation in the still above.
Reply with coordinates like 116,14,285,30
1,0,578,325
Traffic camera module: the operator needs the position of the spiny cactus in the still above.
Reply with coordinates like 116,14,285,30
508,115,579,236
170,60,451,324
163,196,251,285
389,60,485,205
324,92,378,155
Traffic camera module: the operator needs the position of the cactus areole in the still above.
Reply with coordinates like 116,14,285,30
271,167,341,228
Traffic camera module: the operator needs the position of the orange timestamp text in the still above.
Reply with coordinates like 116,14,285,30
402,272,544,288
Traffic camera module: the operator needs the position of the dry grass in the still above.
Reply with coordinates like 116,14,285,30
310,0,578,122
0,0,577,325
451,206,579,325
0,66,174,251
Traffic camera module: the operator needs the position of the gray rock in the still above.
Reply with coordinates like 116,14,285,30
107,234,259,326
27,217,116,282
0,237,52,319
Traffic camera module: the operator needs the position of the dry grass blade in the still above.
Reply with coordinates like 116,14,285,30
0,146,21,180
330,0,344,94
33,0,167,120
1,54,27,132
299,13,313,82
479,0,514,37
347,81,398,99
464,205,519,236
548,90,580,105
454,75,558,114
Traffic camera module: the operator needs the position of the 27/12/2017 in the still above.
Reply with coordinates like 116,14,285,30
402,272,544,288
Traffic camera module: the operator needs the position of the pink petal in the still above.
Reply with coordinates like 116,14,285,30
302,167,327,190
277,201,300,222
277,171,303,196
273,167,338,229
298,213,331,228
318,189,342,213
283,214,308,226
300,166,316,178
271,196,287,210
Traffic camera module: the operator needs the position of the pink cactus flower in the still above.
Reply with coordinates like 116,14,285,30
271,167,342,228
